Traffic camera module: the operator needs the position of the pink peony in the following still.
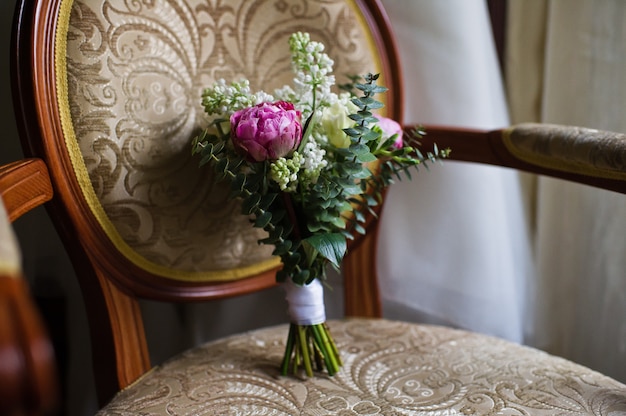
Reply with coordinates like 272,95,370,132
230,101,302,162
375,116,403,150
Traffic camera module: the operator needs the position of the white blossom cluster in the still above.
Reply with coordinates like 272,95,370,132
270,139,328,192
270,152,303,192
201,79,274,116
297,139,329,189
288,32,336,119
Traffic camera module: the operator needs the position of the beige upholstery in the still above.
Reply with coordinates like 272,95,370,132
505,123,626,181
98,319,626,415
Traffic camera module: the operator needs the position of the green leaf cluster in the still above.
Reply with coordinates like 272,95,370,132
191,73,450,286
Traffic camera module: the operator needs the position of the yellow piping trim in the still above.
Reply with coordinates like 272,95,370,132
0,262,20,278
54,0,280,282
502,126,626,181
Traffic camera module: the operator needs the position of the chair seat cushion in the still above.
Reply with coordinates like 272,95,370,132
98,318,626,415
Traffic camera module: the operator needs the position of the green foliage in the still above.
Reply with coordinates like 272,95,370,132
191,74,449,286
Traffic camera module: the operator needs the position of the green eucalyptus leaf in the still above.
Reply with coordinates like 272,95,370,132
330,216,346,229
216,157,229,172
340,201,353,212
351,166,372,179
270,209,286,224
258,236,278,245
352,97,376,107
273,239,292,256
212,140,225,154
343,126,369,137
191,135,202,154
241,193,261,215
283,252,301,272
353,223,366,235
361,130,380,142
317,199,333,209
341,229,355,240
355,82,375,92
307,221,324,233
355,151,377,163
302,233,347,269
254,211,272,228
259,193,278,210
269,225,284,240
365,101,384,110
199,154,213,167
365,195,378,206
293,269,310,285
347,113,366,122
232,174,247,191
349,143,370,155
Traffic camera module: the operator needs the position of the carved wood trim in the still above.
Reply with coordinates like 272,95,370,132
0,159,53,222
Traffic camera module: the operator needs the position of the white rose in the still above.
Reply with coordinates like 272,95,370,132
321,101,355,148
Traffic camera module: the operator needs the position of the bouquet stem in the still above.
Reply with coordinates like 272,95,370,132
280,322,342,377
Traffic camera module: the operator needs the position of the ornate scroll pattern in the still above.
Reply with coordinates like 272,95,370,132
97,319,626,415
504,123,626,181
64,0,374,279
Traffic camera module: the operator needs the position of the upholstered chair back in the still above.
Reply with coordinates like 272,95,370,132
53,0,399,284
13,0,400,402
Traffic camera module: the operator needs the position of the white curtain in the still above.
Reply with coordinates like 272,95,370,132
507,0,626,383
377,0,534,344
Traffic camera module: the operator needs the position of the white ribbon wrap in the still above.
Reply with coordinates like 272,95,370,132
283,278,326,325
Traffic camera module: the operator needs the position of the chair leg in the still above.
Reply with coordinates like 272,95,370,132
342,227,382,318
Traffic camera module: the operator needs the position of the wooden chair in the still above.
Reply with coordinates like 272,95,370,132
9,0,626,413
0,159,58,415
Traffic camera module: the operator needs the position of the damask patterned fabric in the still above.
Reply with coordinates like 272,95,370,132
98,319,626,415
504,123,626,181
62,0,379,281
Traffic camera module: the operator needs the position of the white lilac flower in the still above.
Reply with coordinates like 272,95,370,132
274,85,297,103
202,79,274,115
299,141,328,188
288,32,335,114
270,152,303,192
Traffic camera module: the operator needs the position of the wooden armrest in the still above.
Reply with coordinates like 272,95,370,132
0,159,53,222
412,123,626,194
0,158,57,413
0,274,58,415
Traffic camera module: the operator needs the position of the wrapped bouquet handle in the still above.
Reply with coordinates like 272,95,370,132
284,278,326,325
281,279,341,376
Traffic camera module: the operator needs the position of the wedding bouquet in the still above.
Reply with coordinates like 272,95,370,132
192,32,448,377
